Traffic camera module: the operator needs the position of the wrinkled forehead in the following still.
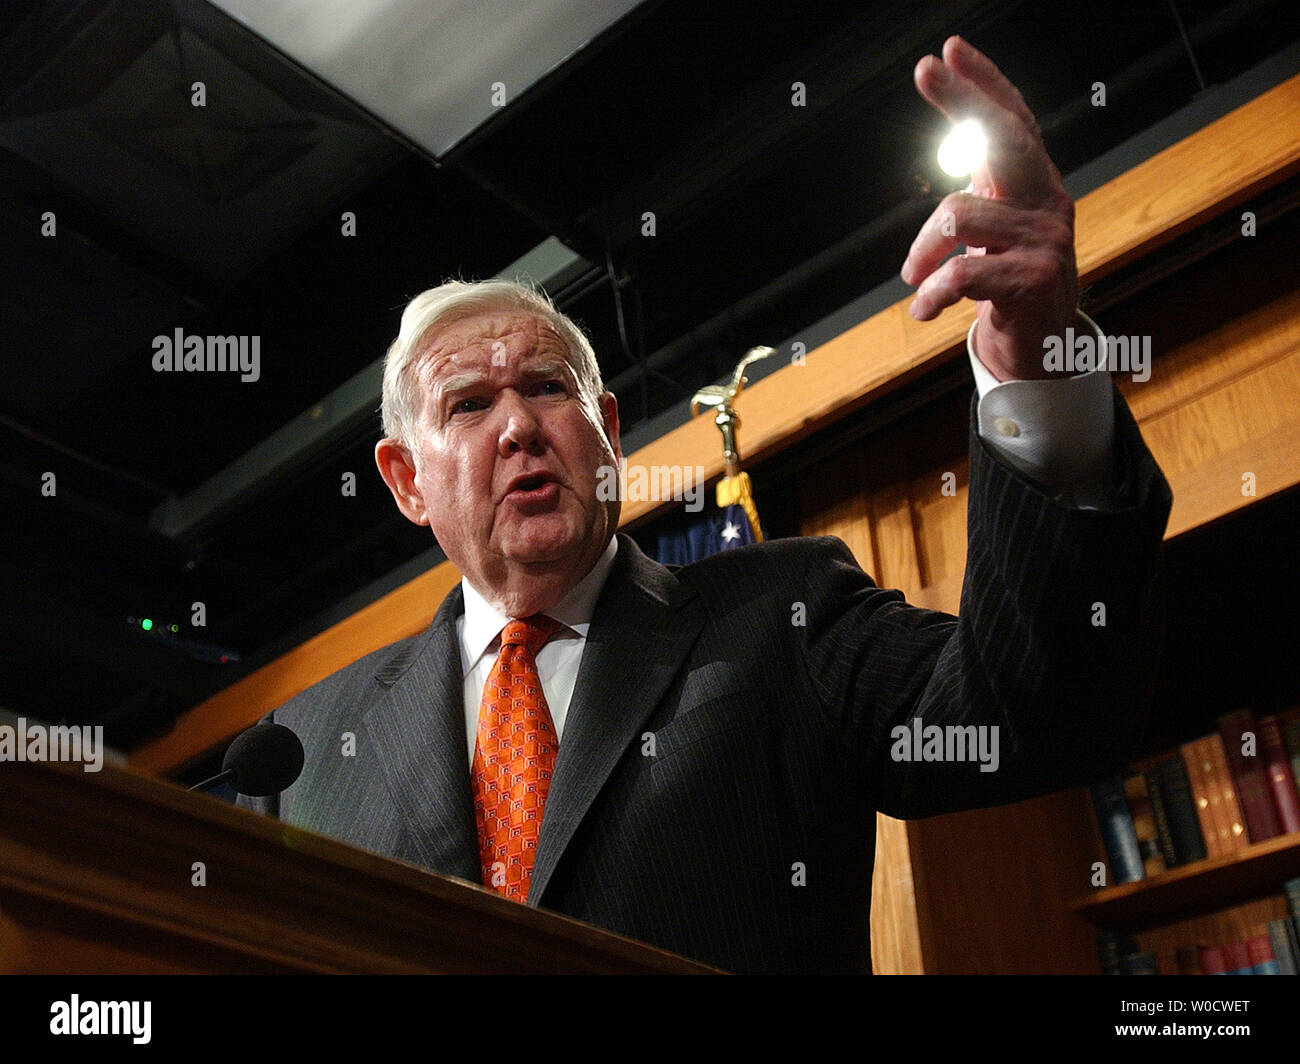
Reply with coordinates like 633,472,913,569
416,311,574,385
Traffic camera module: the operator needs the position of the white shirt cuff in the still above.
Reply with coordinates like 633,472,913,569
968,309,1117,510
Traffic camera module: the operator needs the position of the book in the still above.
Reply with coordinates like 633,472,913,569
1200,946,1227,975
1203,733,1249,852
1287,874,1300,960
1224,940,1253,975
1267,918,1298,975
1218,709,1283,844
1124,773,1166,876
1258,715,1300,834
1181,738,1224,859
1285,876,1300,921
1120,951,1159,975
1098,930,1139,975
1145,762,1178,868
1150,757,1207,866
1175,946,1202,975
1281,714,1300,801
1247,934,1279,975
1091,777,1144,884
1195,736,1236,855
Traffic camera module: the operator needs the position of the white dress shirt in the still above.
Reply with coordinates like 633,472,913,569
967,309,1116,511
456,313,1118,762
457,536,619,764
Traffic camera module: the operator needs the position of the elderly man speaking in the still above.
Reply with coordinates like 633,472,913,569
239,38,1171,973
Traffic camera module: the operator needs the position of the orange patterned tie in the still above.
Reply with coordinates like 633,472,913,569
471,614,562,901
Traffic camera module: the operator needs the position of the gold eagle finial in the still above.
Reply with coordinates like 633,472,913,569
690,345,774,477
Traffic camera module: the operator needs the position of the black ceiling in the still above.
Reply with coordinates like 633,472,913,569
3,0,1298,751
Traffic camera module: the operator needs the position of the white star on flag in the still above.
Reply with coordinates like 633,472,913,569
721,521,741,543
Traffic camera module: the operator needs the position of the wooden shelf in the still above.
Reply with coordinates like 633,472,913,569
1070,832,1300,933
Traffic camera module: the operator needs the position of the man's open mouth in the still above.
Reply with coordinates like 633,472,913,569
505,473,561,502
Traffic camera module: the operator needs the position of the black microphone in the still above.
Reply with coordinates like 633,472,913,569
189,723,304,796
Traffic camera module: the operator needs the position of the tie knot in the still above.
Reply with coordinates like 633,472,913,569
500,614,561,657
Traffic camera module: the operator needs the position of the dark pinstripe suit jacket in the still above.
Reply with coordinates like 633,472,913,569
240,386,1172,973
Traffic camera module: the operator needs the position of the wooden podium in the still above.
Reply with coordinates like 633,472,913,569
0,758,715,973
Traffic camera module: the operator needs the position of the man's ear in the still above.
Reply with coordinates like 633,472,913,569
375,438,430,526
598,391,622,463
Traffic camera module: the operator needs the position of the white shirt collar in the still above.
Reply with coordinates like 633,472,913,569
458,536,620,676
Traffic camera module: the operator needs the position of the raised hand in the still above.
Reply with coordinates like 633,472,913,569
901,36,1078,381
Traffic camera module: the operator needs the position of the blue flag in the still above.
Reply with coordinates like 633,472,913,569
651,473,762,565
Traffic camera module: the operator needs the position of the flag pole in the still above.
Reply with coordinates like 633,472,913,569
690,346,774,542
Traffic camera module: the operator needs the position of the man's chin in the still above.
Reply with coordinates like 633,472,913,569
498,519,591,568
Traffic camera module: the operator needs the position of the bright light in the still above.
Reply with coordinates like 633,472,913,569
937,119,987,178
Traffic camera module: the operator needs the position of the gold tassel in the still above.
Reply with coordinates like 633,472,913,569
716,472,763,543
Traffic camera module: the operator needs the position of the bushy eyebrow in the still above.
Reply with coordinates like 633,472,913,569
437,359,572,401
437,370,488,397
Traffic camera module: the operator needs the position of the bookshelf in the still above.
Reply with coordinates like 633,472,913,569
1072,833,1300,932
1070,471,1300,969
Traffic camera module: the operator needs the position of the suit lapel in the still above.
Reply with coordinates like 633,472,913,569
529,535,704,904
364,583,481,883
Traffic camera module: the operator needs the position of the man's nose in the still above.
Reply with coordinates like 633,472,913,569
496,390,544,455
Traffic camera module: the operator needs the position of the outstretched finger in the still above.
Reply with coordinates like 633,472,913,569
914,47,1057,204
942,36,1038,135
902,192,1060,287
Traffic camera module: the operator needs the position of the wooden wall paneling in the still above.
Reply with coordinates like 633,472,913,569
1141,353,1300,478
867,485,923,602
869,812,925,975
861,387,971,610
795,451,880,581
796,453,925,974
1123,305,1300,471
908,465,969,596
1160,416,1300,540
1118,289,1300,425
1072,77,1300,278
906,789,1106,973
1117,290,1300,537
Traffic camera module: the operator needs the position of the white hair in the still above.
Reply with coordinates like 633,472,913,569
380,279,605,449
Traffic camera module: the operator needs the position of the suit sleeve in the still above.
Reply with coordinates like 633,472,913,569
798,380,1172,818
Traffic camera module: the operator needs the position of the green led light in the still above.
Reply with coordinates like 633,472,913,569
169,624,179,633
141,618,153,631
